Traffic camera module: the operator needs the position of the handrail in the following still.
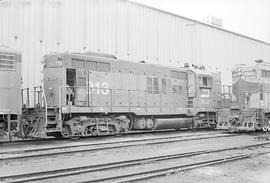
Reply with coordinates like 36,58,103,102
58,85,69,122
41,86,48,126
57,85,223,115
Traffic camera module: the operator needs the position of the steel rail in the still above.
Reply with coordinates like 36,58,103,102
110,151,270,183
0,133,237,161
0,131,226,154
0,129,212,145
1,141,270,183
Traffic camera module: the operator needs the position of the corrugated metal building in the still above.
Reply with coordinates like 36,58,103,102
0,0,270,88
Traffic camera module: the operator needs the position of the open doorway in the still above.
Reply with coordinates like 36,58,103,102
66,69,76,105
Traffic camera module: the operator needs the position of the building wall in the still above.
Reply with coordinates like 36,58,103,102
0,0,270,90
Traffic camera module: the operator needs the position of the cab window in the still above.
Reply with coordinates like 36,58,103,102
86,60,97,71
261,70,270,78
72,58,85,68
98,62,110,72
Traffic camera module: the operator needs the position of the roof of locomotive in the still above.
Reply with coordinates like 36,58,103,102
44,52,214,76
44,52,188,72
233,61,270,71
0,47,21,55
189,67,213,76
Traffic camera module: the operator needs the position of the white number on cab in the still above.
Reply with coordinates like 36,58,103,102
89,81,109,95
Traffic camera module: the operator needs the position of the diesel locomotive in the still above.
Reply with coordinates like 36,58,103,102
42,52,222,138
217,61,270,132
0,47,21,139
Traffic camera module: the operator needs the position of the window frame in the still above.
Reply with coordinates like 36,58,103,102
86,60,97,71
161,78,167,94
0,54,16,71
72,58,85,68
147,77,153,94
98,62,110,72
202,76,208,86
153,77,159,94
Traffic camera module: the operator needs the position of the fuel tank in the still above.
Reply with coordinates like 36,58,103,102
153,118,193,130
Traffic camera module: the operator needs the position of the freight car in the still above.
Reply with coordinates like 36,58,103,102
0,47,21,140
41,52,222,138
217,60,270,132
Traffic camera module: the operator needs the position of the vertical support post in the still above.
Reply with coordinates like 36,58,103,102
87,80,89,107
34,87,36,106
145,91,147,112
128,90,130,112
58,86,62,122
37,91,40,106
106,119,109,134
21,89,24,107
245,92,248,108
222,85,225,100
8,114,11,142
207,112,209,127
39,86,42,106
110,89,113,112
160,92,162,112
96,119,99,136
90,87,93,112
229,85,231,99
8,87,11,142
266,92,269,112
173,92,176,112
27,88,30,108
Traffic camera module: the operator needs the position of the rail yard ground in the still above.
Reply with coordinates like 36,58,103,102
0,130,270,183
151,154,270,183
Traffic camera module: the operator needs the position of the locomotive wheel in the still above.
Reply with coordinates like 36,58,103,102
83,125,95,136
133,118,146,130
107,125,116,135
145,118,154,130
62,125,72,138
263,126,269,132
0,123,6,136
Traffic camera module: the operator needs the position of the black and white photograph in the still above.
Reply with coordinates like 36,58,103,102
0,0,270,182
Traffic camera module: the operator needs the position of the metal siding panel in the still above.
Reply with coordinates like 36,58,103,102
0,0,270,96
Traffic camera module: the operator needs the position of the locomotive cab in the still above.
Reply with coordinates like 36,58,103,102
187,67,222,128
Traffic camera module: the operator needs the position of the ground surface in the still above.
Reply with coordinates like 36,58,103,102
0,131,270,183
148,153,270,183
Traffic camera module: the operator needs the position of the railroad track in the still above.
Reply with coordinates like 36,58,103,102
1,141,270,183
0,129,202,145
0,132,237,161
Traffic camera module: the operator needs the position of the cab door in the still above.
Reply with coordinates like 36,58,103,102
76,68,88,106
66,68,76,105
